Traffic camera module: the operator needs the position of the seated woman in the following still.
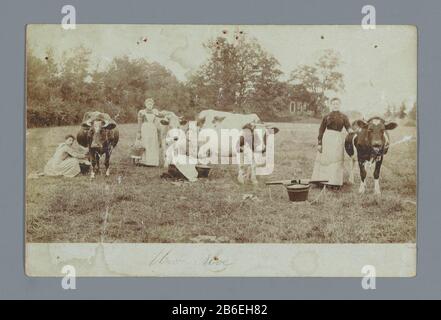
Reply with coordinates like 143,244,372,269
44,134,88,178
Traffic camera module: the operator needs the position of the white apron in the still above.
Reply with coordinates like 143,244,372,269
311,129,345,186
140,113,160,166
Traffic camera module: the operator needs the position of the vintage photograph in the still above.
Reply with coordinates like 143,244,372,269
25,25,417,276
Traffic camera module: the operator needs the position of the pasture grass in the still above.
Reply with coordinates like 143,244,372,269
26,122,417,243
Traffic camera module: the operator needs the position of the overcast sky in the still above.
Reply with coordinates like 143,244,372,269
27,25,417,116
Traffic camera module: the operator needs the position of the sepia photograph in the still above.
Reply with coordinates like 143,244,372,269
25,24,417,277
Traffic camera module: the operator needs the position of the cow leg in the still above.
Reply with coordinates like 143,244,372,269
95,154,100,177
104,145,113,177
89,151,96,178
373,158,383,195
358,160,367,194
105,151,111,177
365,161,373,178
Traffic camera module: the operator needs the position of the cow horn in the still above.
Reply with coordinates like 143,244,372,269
242,123,255,131
81,119,92,128
81,111,92,127
268,126,280,134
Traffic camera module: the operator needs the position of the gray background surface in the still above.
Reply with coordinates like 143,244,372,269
0,0,438,299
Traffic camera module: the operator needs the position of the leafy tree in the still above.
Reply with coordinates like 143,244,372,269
290,49,344,116
100,56,190,120
188,35,284,116
59,46,92,104
26,41,349,127
250,50,283,114
27,47,192,127
27,47,59,104
398,102,407,119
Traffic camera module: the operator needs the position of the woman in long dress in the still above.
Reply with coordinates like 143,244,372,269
44,134,87,178
137,98,161,166
311,97,351,187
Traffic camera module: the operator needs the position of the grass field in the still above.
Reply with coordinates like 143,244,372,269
26,122,417,243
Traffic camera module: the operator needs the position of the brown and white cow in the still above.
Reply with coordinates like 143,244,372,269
345,117,397,194
77,112,119,178
196,109,279,184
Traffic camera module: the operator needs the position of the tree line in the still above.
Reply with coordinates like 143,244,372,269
384,102,417,120
27,35,345,127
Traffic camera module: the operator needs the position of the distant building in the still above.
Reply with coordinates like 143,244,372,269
288,86,327,117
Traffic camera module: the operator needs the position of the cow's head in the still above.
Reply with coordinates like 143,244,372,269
356,117,397,155
159,111,188,129
82,118,116,151
160,115,188,130
158,113,189,152
241,122,280,154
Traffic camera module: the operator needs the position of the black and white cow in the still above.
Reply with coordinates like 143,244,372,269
77,111,119,178
196,110,279,184
345,117,398,194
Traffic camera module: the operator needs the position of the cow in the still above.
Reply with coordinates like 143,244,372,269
196,109,279,184
77,111,119,178
345,117,397,194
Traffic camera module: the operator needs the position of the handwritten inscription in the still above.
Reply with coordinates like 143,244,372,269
148,249,232,272
149,249,183,266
